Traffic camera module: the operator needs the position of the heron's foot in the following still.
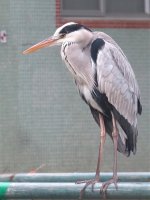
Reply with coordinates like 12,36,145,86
76,176,100,199
100,176,118,194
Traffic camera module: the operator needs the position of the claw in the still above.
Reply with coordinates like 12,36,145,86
100,176,118,194
76,177,99,199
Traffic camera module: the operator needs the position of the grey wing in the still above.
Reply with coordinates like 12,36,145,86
96,40,141,127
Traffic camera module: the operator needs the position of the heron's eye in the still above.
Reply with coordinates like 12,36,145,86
60,33,66,38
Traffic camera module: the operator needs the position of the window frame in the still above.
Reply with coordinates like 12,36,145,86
56,0,150,28
61,0,105,17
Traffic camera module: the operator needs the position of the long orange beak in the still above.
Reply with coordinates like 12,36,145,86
23,37,59,54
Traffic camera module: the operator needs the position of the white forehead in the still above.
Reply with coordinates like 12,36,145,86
53,22,77,36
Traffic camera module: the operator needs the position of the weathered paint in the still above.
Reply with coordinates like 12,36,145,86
0,182,10,199
0,172,149,183
1,182,150,199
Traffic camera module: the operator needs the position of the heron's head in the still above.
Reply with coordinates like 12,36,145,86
23,22,92,54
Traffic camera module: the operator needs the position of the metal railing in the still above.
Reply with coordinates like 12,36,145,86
0,172,149,199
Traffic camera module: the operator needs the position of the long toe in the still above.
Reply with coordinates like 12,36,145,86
100,176,118,194
76,178,100,199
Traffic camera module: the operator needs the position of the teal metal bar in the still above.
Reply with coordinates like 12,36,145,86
0,172,149,182
0,182,150,199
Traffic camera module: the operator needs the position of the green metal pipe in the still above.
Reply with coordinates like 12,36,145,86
0,172,149,183
0,182,150,199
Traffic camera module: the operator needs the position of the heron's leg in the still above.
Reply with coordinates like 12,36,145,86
76,113,106,199
94,113,106,181
100,112,119,193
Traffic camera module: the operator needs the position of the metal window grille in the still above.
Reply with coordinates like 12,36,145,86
145,0,150,14
61,0,150,18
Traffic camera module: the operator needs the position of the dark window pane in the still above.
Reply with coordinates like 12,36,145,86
62,0,99,10
106,0,144,14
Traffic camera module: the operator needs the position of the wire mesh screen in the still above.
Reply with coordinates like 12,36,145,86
0,0,149,180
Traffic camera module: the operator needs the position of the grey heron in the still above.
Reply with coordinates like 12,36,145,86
23,22,142,198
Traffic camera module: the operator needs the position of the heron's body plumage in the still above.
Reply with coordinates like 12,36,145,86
60,27,142,155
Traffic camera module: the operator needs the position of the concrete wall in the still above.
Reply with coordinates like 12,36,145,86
0,0,149,174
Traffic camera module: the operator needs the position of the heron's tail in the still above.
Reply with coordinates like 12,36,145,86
113,109,138,157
